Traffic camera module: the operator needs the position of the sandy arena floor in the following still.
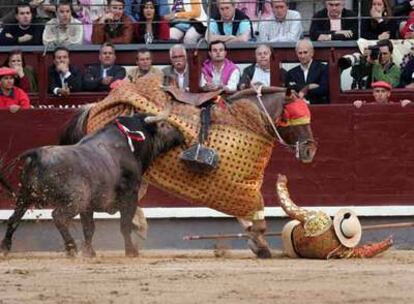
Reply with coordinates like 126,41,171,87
0,249,413,304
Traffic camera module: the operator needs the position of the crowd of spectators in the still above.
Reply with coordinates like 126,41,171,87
1,0,414,111
2,1,414,46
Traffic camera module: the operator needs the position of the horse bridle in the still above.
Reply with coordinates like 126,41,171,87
251,84,314,159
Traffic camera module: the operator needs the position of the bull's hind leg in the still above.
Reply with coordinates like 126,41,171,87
52,208,78,257
80,211,96,258
1,198,30,255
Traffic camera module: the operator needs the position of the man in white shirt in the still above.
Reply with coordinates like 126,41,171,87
257,0,303,43
239,44,272,89
162,44,189,91
200,40,240,93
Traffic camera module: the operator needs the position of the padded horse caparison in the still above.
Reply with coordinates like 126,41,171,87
163,86,223,107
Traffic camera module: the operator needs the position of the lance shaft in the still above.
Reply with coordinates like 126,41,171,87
183,222,414,241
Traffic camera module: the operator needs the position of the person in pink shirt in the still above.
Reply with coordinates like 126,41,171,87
0,67,31,112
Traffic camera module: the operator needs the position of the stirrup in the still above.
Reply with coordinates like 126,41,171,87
180,143,219,173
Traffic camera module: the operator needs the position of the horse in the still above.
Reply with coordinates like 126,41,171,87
59,75,317,258
0,113,184,257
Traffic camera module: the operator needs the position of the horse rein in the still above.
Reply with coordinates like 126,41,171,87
250,84,308,158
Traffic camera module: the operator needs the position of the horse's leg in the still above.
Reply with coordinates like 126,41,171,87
120,202,139,257
0,197,29,255
80,211,96,258
238,211,272,259
249,218,272,259
52,207,78,257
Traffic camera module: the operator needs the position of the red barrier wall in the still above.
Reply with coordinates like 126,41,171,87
1,104,414,209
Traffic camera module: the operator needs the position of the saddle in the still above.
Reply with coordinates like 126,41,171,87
163,86,223,107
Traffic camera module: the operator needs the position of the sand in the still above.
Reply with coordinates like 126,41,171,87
0,249,413,304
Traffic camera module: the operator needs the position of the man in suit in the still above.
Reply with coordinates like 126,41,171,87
285,39,329,104
48,46,82,96
83,42,126,92
162,44,189,92
309,0,358,41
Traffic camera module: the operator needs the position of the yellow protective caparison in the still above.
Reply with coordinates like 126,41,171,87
86,75,275,218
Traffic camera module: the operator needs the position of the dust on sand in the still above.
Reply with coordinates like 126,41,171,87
0,249,413,304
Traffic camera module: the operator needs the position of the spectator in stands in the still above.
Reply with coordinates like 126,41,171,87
200,40,240,93
92,0,134,44
0,3,44,45
125,0,170,21
239,44,272,89
256,0,303,43
0,67,31,112
83,42,126,91
353,81,411,107
2,49,38,93
164,0,208,44
400,46,414,88
162,44,189,91
48,47,83,96
285,39,329,104
135,0,169,44
206,0,253,43
42,1,84,46
309,0,358,41
361,0,398,40
72,0,108,43
127,48,162,82
400,3,414,39
362,39,401,88
33,0,57,24
0,0,25,26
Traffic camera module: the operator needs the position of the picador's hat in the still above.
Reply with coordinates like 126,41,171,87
0,67,17,78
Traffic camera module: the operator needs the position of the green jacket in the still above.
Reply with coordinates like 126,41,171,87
371,62,401,88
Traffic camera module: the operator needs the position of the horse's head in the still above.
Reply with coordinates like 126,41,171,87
276,98,317,163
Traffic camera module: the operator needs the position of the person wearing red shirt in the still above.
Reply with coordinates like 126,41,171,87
0,67,31,112
353,81,411,108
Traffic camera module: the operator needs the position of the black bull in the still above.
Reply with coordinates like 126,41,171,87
0,114,184,257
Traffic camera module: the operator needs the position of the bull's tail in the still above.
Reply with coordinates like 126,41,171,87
0,157,14,195
59,104,94,145
0,150,39,196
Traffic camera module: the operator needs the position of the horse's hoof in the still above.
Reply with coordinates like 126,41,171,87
257,248,272,259
247,239,272,259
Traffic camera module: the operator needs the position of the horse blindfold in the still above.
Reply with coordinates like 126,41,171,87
278,99,311,127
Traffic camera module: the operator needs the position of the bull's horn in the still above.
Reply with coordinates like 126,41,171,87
144,107,171,124
276,174,332,237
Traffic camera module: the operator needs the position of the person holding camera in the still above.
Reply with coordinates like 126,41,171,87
353,80,411,108
352,39,401,89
